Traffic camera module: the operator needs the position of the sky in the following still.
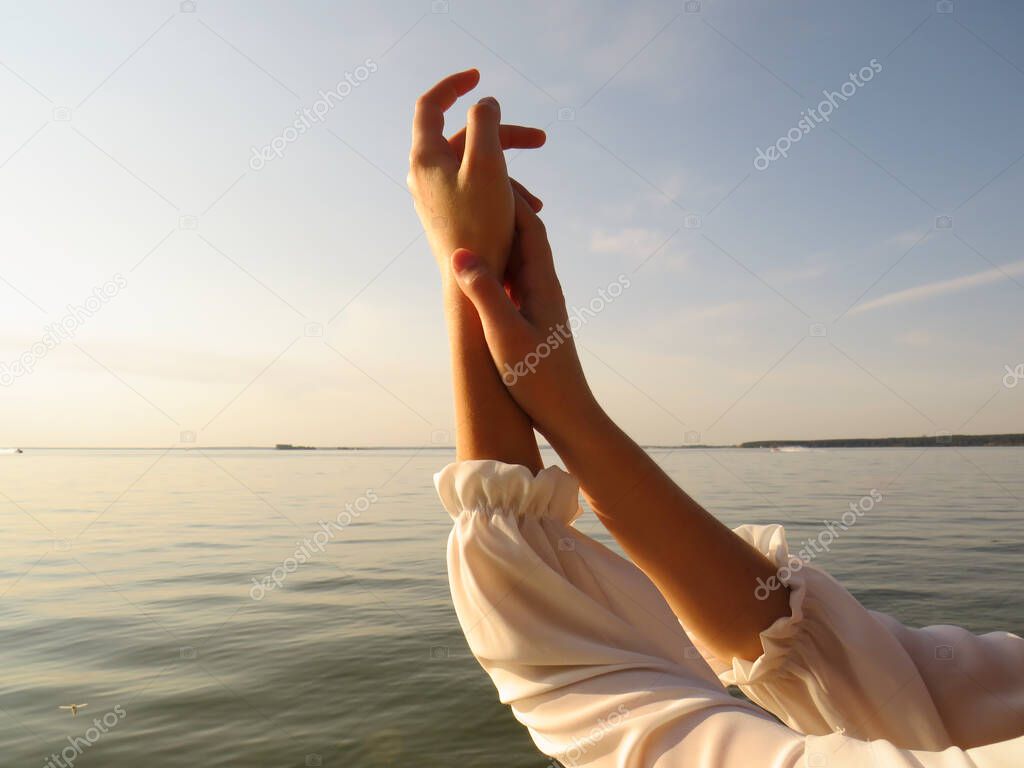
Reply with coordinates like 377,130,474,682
0,0,1022,448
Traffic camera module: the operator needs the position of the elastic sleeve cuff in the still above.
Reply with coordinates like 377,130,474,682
713,525,955,749
720,524,809,685
434,460,582,523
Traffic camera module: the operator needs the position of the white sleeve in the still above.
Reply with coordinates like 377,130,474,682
696,524,1024,751
436,461,1023,767
872,615,1024,748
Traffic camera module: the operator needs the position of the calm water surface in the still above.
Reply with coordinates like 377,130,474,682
1,447,1022,766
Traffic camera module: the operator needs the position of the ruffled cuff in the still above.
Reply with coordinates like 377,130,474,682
719,523,809,686
710,525,954,748
434,460,582,523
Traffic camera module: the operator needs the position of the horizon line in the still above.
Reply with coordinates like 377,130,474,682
7,431,1023,451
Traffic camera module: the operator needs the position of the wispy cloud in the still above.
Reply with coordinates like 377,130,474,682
679,300,750,321
590,227,667,256
588,226,688,271
766,260,829,285
850,259,1024,315
896,329,933,346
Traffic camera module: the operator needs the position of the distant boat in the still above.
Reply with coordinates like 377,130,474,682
1,448,22,455
275,444,315,451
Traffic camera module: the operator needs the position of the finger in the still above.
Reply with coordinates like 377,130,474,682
512,190,550,255
451,249,531,357
462,97,504,172
448,124,546,159
512,192,558,292
510,194,564,325
412,69,480,161
510,178,542,212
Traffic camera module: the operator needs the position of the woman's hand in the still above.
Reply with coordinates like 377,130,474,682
449,193,602,443
407,69,545,277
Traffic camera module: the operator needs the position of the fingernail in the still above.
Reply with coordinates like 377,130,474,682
478,96,498,107
452,249,479,274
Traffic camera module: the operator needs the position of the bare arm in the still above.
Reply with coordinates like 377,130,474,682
449,195,789,662
548,407,787,661
443,274,541,470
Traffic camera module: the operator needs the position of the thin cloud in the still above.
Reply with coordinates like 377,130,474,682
590,227,667,256
680,300,749,321
767,261,829,285
896,329,933,346
850,259,1024,315
588,226,688,271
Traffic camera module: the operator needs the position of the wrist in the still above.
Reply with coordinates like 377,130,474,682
440,272,494,360
540,391,610,452
430,228,508,281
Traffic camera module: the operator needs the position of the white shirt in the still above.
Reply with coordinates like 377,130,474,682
436,460,1024,767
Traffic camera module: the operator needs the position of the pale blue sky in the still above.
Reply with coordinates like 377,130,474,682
0,0,1021,447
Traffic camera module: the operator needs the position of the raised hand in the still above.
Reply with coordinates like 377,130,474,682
407,69,545,276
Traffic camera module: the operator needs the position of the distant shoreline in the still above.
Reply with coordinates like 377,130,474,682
736,433,1024,448
10,433,1024,450
656,432,1024,448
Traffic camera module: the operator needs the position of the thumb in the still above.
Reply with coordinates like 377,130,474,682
451,248,531,353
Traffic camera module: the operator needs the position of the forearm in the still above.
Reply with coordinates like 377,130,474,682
543,401,789,661
441,186,789,658
443,275,542,473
